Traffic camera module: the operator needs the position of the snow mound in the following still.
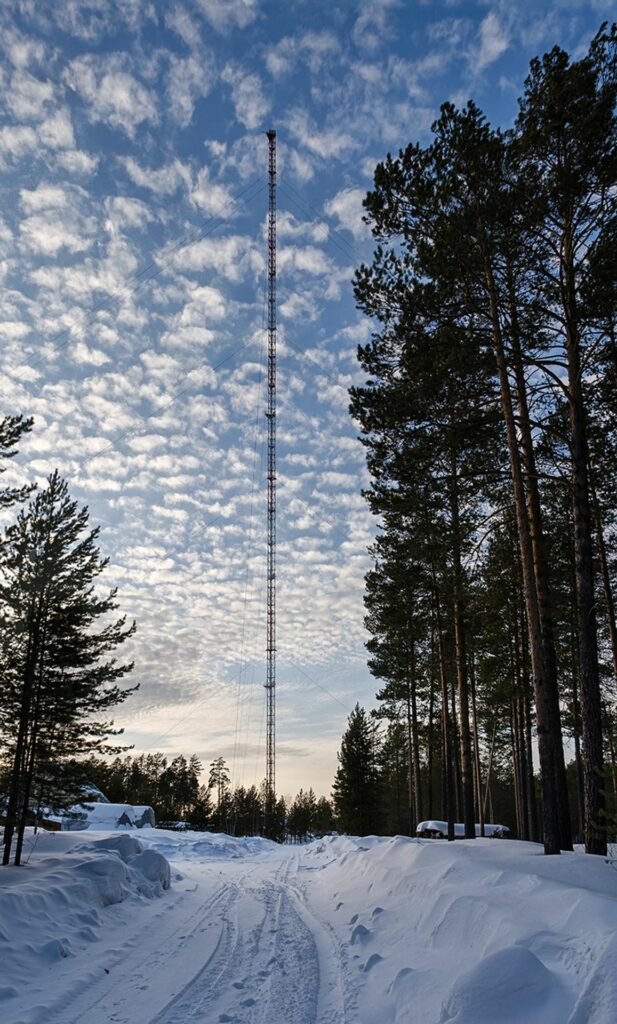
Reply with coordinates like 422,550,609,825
0,831,171,1008
143,828,274,861
440,946,566,1023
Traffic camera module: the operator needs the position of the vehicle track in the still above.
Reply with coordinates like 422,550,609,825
151,849,347,1024
48,873,241,1024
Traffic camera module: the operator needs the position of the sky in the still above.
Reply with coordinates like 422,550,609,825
0,0,615,800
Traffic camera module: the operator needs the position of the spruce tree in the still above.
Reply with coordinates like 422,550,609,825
332,704,382,835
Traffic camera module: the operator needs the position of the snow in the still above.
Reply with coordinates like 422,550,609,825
417,820,510,837
2,829,617,1023
60,802,156,830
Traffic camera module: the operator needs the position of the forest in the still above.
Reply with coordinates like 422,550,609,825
345,24,617,856
82,751,335,842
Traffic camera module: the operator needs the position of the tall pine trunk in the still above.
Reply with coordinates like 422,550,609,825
507,270,572,849
485,265,561,853
563,226,606,856
470,654,484,837
449,448,475,839
431,564,455,841
2,604,40,866
592,483,617,691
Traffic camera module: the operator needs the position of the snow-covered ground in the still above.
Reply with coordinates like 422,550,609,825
2,829,617,1023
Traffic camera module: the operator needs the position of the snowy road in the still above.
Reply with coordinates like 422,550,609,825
11,841,348,1024
4,831,617,1024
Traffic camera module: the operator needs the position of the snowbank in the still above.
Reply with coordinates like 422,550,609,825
143,827,274,861
0,830,170,1010
300,835,617,1023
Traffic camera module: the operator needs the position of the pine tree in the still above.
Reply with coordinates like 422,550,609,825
288,788,318,841
313,796,335,836
207,757,231,831
0,415,33,508
0,472,136,865
353,95,573,854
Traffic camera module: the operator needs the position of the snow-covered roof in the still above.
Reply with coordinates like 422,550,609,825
63,803,156,830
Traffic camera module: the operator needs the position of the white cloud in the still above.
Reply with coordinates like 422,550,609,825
179,284,228,324
20,210,96,255
427,17,472,50
123,156,191,195
288,148,315,182
2,27,47,68
324,187,369,240
0,124,37,163
280,291,319,322
475,11,509,71
0,108,80,168
352,0,401,53
5,70,54,120
167,53,215,127
105,196,154,233
169,234,262,283
0,320,30,339
278,211,329,244
190,165,236,216
165,6,203,48
266,31,340,78
279,245,334,277
221,63,270,130
20,184,72,212
38,108,76,149
55,149,99,175
38,0,157,42
64,54,158,137
285,109,357,160
195,0,259,33
72,342,111,365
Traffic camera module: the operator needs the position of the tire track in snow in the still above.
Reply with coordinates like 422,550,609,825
149,878,244,1024
283,874,349,1024
150,850,347,1024
48,876,237,1024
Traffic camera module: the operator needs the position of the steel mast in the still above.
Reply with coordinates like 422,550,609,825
265,129,277,814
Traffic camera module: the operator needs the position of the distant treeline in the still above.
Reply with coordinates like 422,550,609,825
82,752,335,841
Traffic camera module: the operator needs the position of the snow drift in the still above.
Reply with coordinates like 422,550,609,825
0,830,170,1011
301,835,617,1023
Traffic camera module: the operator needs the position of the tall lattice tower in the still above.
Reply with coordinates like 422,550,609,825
265,129,277,810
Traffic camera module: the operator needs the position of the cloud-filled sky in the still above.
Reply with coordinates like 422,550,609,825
0,0,614,799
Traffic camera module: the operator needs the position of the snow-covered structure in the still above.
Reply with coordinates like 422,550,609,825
60,802,156,831
30,785,155,831
416,820,509,839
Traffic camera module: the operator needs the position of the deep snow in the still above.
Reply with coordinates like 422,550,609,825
1,828,617,1023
